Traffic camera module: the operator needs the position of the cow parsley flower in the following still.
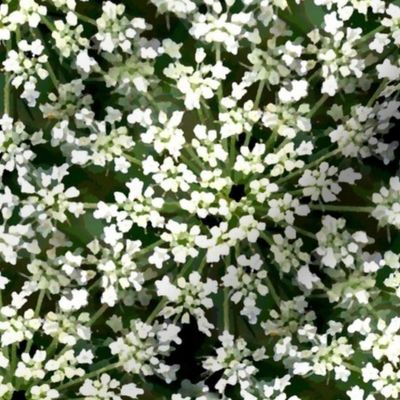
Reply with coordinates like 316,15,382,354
372,176,400,229
79,373,143,399
0,1,399,399
155,272,218,335
202,331,267,395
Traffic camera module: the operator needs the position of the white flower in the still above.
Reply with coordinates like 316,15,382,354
95,2,147,54
297,265,320,290
9,0,47,28
324,12,343,34
377,59,400,81
203,331,266,394
278,80,309,103
189,9,253,54
164,56,229,110
161,220,199,263
141,111,185,158
0,376,12,398
30,384,59,400
267,194,310,225
59,289,88,311
150,0,196,17
155,276,181,302
156,272,217,335
0,2,398,399
347,386,375,400
79,374,143,399
76,49,98,73
322,74,338,96
149,247,170,269
222,254,268,324
298,163,361,202
234,143,265,175
370,33,391,54
316,215,370,268
192,125,228,166
3,39,48,90
372,176,400,229
109,320,180,381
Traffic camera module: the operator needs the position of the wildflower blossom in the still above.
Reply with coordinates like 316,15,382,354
0,1,399,399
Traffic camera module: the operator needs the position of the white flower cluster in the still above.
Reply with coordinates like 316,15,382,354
0,0,399,399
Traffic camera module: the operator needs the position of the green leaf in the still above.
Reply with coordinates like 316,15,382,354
303,0,325,26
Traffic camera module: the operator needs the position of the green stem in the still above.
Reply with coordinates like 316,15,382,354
198,256,207,274
196,105,206,124
223,249,232,332
343,362,362,373
25,289,46,353
260,231,274,246
146,298,167,324
89,304,108,326
75,11,97,26
292,226,317,240
275,148,340,186
2,76,10,115
277,188,304,197
308,94,329,117
88,277,102,293
36,290,46,315
265,129,278,151
185,145,205,170
41,15,56,31
16,27,21,43
134,239,165,257
9,344,17,383
31,29,59,87
254,79,266,108
223,288,230,331
180,152,202,174
264,275,281,306
215,44,224,109
57,361,122,391
310,204,374,213
0,291,10,370
357,25,385,45
83,202,98,209
46,336,59,358
254,242,282,305
308,67,321,85
124,154,142,166
244,132,251,147
3,40,12,115
367,79,387,107
215,43,221,63
229,135,236,170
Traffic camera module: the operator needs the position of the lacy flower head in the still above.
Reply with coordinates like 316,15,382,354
0,0,399,399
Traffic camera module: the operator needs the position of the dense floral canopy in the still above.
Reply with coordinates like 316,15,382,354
0,0,400,399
